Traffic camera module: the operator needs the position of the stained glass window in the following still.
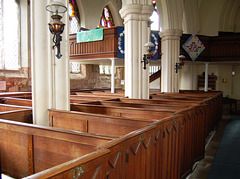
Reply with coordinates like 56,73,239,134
0,0,20,70
68,0,80,34
100,6,114,28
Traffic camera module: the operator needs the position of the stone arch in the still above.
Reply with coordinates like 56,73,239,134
219,0,240,32
182,0,200,34
156,0,184,31
105,1,123,26
76,0,86,28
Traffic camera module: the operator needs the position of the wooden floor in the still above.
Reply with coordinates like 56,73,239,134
187,115,232,179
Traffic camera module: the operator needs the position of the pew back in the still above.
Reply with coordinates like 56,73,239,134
0,109,32,123
71,103,174,120
0,103,31,112
1,97,32,107
49,109,155,137
0,120,114,178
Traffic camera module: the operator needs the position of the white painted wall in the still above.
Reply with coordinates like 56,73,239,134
198,0,225,36
231,65,240,99
180,63,240,98
150,78,160,89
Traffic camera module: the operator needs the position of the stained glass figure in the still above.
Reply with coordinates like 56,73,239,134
100,6,114,28
68,0,80,34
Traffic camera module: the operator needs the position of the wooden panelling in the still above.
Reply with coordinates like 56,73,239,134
0,90,223,178
180,33,240,62
69,28,118,60
197,75,217,90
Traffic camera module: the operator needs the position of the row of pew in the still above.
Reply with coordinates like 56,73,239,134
0,90,222,178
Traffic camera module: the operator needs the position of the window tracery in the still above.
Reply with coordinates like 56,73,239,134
100,6,115,28
69,0,80,34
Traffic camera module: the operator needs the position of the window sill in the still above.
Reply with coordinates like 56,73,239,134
0,68,29,78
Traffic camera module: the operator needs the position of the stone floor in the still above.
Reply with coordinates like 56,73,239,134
187,115,231,179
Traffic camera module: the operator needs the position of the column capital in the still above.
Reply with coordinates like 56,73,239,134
120,4,154,23
160,29,183,41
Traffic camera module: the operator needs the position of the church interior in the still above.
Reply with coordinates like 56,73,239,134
0,0,240,178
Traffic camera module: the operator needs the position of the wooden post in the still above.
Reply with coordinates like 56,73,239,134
204,62,209,92
0,149,2,179
111,58,115,94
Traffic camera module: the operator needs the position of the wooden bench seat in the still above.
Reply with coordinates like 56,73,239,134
0,92,31,98
71,94,119,100
71,103,174,120
107,98,192,107
76,92,125,98
70,98,100,104
7,95,32,99
0,120,114,178
0,103,31,112
87,100,188,112
1,97,32,107
0,109,32,123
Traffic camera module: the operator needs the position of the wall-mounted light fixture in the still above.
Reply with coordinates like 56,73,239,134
175,55,185,73
46,2,67,59
142,42,154,70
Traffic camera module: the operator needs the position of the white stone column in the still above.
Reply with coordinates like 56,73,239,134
31,0,69,126
120,4,153,99
204,62,209,92
54,0,70,110
111,58,115,93
160,29,182,92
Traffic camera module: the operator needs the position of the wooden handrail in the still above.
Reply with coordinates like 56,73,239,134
149,69,161,83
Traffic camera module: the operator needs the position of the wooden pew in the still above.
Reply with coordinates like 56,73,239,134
91,100,188,111
107,98,192,108
71,94,119,101
76,92,125,98
49,109,155,137
7,95,32,99
97,125,157,178
150,92,222,137
175,105,206,178
0,92,31,98
97,114,183,179
70,98,99,104
71,103,174,120
150,115,183,179
90,98,207,178
0,103,31,112
0,109,32,123
0,91,222,179
25,149,110,179
0,119,114,178
1,97,32,107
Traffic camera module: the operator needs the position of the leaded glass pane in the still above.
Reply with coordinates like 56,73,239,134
71,62,80,73
2,0,20,70
70,16,80,34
